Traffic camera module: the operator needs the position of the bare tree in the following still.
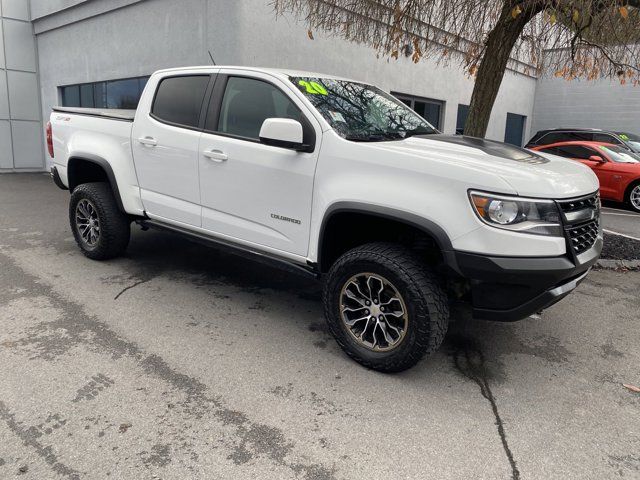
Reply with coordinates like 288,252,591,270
272,0,640,137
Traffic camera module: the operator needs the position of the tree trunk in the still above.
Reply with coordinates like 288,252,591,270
464,3,541,138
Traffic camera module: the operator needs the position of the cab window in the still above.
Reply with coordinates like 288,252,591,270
214,77,303,140
151,75,210,128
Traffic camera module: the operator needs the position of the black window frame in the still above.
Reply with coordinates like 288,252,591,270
149,73,215,132
390,92,445,131
203,74,316,153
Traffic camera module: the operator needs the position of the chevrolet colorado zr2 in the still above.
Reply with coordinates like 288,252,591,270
48,66,602,372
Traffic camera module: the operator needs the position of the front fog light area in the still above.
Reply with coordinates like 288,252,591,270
470,191,562,236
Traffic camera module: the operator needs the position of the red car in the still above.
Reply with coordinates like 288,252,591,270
530,141,640,212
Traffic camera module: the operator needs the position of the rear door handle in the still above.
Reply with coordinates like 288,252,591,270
138,136,157,147
203,149,228,162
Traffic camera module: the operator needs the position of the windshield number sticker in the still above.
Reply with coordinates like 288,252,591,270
620,134,629,141
299,80,328,95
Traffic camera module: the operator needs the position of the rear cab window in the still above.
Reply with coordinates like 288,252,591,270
151,75,210,128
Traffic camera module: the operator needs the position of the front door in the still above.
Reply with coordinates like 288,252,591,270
198,73,320,256
131,74,212,226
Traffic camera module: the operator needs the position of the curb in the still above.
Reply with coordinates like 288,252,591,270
595,259,640,271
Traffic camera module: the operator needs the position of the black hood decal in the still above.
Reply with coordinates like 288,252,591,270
417,135,550,164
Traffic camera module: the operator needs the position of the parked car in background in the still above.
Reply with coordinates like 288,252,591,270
530,141,640,212
526,128,640,154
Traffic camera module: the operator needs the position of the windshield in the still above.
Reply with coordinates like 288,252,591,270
616,132,640,152
290,76,438,141
599,145,640,163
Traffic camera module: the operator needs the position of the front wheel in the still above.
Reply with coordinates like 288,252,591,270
627,182,640,213
323,243,449,372
69,182,130,260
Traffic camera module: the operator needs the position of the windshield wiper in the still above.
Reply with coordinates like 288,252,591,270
345,132,403,142
401,128,439,139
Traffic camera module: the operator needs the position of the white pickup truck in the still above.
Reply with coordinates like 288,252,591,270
49,66,602,372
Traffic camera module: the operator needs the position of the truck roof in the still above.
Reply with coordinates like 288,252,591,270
153,65,364,84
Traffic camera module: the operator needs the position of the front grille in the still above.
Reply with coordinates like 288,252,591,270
557,194,599,213
558,193,600,256
566,220,599,255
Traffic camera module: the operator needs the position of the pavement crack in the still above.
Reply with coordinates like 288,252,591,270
450,334,520,480
114,278,152,300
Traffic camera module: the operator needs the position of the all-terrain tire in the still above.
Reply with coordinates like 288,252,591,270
323,242,449,372
69,182,130,260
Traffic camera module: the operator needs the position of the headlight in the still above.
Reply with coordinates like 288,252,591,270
469,191,562,236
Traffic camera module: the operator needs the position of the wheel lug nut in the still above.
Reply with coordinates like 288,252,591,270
365,301,370,306
379,315,384,320
364,310,369,315
373,299,378,304
380,306,385,312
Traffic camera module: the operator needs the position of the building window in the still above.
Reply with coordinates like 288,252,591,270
504,113,527,147
392,93,444,130
456,104,469,135
59,76,150,109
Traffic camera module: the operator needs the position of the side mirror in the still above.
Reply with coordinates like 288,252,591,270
589,155,605,163
259,118,306,151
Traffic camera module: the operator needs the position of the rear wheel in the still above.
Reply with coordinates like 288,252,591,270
323,243,449,372
627,182,640,213
69,182,130,260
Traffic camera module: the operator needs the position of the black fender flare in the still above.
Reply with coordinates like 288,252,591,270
316,202,458,272
67,154,126,213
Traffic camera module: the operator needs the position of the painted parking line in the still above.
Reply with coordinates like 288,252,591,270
601,205,640,213
603,229,640,242
601,211,640,218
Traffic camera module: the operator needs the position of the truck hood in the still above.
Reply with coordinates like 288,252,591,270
372,135,599,199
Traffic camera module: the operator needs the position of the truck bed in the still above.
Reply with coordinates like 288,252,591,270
52,106,136,122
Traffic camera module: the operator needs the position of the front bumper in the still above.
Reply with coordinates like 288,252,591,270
449,235,602,322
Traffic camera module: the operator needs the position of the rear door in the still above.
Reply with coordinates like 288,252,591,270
197,71,321,256
131,72,214,226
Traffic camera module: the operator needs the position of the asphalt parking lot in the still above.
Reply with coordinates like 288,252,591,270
1,173,639,480
601,202,640,240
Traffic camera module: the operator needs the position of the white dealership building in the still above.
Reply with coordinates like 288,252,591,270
1,0,639,171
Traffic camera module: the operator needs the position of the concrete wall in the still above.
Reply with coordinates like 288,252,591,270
532,74,640,137
33,0,537,170
1,0,44,171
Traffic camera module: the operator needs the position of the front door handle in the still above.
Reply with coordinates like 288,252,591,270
203,149,228,162
138,136,158,147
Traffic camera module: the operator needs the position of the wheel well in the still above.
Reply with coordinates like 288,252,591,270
67,157,125,213
67,158,109,191
318,211,444,273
